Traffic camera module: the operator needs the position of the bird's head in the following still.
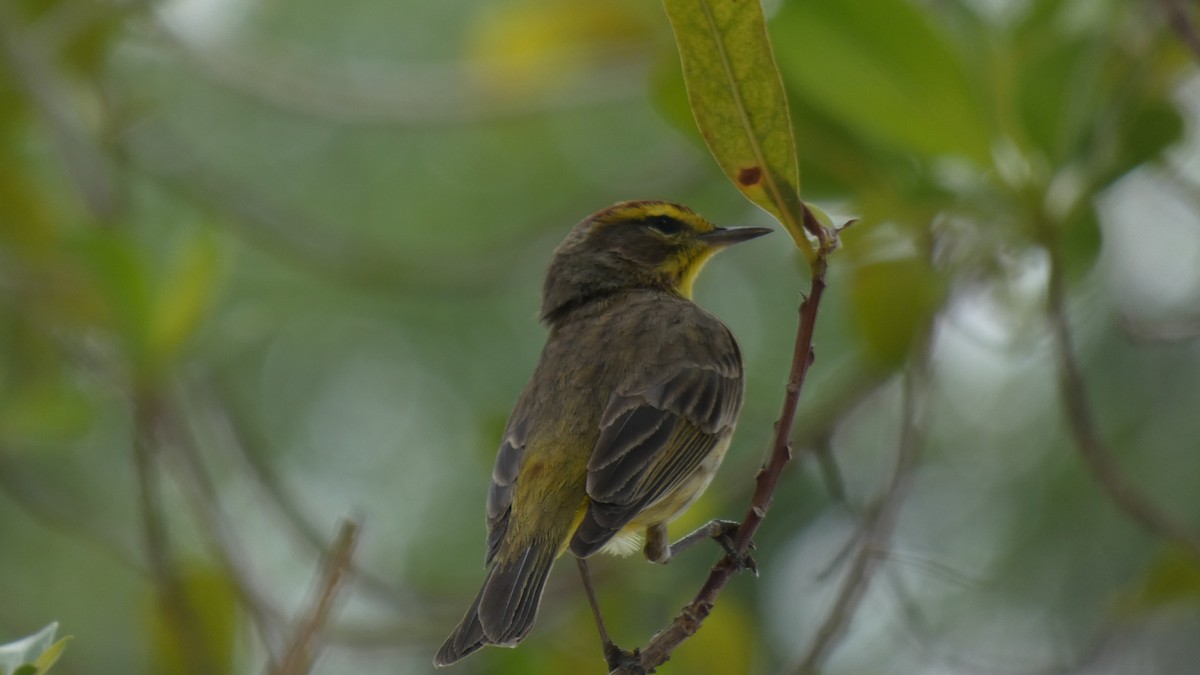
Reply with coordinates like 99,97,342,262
540,201,770,322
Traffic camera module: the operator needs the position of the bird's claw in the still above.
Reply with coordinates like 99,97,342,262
711,521,759,577
604,643,648,674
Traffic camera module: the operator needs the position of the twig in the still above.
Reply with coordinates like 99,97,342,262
1041,226,1200,561
1154,0,1200,62
882,565,1116,675
273,519,361,675
149,21,648,127
793,336,933,673
133,393,221,675
155,388,287,664
195,375,419,612
810,437,848,505
612,208,834,674
118,125,526,294
1118,313,1200,342
0,1,115,218
0,448,146,573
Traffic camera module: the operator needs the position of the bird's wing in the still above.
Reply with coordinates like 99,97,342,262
485,413,531,565
571,334,744,556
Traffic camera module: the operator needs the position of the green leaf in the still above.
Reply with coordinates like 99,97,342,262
771,0,991,164
1116,547,1200,616
1119,101,1184,172
146,563,237,675
147,230,221,372
850,256,944,369
1059,205,1101,281
31,637,70,674
663,0,810,255
0,379,92,446
70,231,152,365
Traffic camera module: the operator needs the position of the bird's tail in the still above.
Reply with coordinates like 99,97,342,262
433,540,556,667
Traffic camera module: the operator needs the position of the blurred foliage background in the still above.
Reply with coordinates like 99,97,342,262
2,0,1200,673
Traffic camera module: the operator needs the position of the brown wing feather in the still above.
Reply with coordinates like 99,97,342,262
570,354,743,557
485,416,530,565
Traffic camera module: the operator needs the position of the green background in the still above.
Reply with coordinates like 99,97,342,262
2,0,1200,673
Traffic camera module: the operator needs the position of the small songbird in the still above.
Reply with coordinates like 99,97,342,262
434,201,769,667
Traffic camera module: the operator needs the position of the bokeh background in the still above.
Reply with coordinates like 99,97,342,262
3,0,1200,673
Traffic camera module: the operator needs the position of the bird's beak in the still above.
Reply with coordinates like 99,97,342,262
699,226,773,247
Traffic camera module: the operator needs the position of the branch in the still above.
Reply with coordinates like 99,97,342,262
149,21,648,126
1153,0,1200,62
0,1,116,218
794,336,933,673
613,208,835,674
0,448,145,573
1041,228,1200,561
133,394,222,675
195,374,419,613
154,389,287,664
273,519,361,675
119,125,531,294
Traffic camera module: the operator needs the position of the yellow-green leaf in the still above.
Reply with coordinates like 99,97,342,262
1116,547,1200,616
30,637,70,674
663,0,810,256
148,230,221,373
0,379,91,447
146,563,237,675
0,623,62,675
850,256,944,369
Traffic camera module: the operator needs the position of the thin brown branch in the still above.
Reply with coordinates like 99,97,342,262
195,375,419,613
1041,231,1200,561
1154,0,1200,62
273,519,361,675
134,394,221,675
0,1,116,218
881,564,1117,675
612,208,835,674
155,389,287,664
1118,313,1200,342
794,337,933,674
810,436,848,505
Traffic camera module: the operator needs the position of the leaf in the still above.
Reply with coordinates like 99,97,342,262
146,563,237,675
1115,546,1200,616
0,623,62,675
70,231,152,365
1117,101,1184,173
663,0,811,256
0,379,92,446
771,0,991,164
31,637,70,674
147,230,221,373
850,256,945,369
1058,204,1101,282
467,1,655,100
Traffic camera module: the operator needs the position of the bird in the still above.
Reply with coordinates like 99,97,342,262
434,200,769,667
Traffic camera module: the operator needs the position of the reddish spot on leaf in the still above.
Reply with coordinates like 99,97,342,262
738,166,762,186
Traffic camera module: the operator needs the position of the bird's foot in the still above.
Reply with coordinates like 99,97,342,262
709,520,758,577
604,643,648,674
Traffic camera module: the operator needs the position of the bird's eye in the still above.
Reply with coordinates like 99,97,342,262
643,216,685,236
